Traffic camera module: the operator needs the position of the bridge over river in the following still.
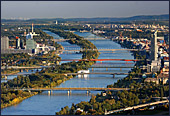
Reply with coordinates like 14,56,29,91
53,38,107,42
13,87,130,91
56,48,147,52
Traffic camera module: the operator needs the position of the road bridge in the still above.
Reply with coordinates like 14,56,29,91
66,72,138,78
13,87,130,91
56,48,146,52
1,73,32,76
53,39,71,42
59,58,142,62
67,72,130,75
90,65,134,68
105,100,169,115
12,87,130,95
84,38,106,40
1,66,47,70
53,38,106,42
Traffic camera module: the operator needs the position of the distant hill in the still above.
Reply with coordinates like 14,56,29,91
60,14,169,22
1,14,169,23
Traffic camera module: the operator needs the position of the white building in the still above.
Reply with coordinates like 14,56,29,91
77,70,89,79
26,33,33,39
34,43,56,54
55,20,58,25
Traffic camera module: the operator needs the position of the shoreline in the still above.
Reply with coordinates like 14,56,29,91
1,30,99,110
55,38,142,115
1,92,38,109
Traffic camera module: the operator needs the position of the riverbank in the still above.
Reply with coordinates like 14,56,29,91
55,38,168,115
1,29,99,109
55,38,140,115
1,70,20,77
1,91,38,109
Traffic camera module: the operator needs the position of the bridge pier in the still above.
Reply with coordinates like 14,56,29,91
5,76,7,80
48,90,51,95
87,90,89,95
28,90,31,93
25,69,29,72
56,61,60,65
106,68,108,71
92,68,94,71
113,74,115,78
68,90,71,95
20,69,23,72
120,68,122,71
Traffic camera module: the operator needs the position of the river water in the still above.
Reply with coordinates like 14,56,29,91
1,31,134,115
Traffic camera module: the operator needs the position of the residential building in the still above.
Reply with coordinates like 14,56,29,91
1,36,9,50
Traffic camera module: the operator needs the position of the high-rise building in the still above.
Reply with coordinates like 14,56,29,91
20,39,24,49
55,20,58,25
1,36,9,50
16,36,20,49
151,30,158,61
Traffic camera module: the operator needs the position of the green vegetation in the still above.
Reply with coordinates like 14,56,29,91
1,87,38,109
55,38,169,115
1,51,60,68
1,28,99,109
46,28,100,60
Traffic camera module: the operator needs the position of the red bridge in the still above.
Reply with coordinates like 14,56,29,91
60,59,142,62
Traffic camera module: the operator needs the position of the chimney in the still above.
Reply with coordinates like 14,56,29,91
32,23,34,33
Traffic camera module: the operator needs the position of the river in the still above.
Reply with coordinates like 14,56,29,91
1,31,134,115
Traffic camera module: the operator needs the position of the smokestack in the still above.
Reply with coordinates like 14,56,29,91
32,23,34,33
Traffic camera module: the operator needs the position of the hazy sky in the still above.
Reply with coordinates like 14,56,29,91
1,1,169,19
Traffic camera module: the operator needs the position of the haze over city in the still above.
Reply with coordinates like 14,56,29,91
1,1,169,115
1,1,169,19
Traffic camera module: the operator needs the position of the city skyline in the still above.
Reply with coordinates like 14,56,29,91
1,1,169,19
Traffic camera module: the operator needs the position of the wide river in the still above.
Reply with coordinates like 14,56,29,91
1,31,134,115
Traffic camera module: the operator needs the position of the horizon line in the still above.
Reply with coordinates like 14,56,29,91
1,14,169,20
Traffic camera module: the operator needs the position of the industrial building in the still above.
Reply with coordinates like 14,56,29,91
26,39,36,50
29,23,40,36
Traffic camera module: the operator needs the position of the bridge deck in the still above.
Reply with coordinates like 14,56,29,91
66,72,130,75
13,87,130,91
56,49,145,52
1,73,32,76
